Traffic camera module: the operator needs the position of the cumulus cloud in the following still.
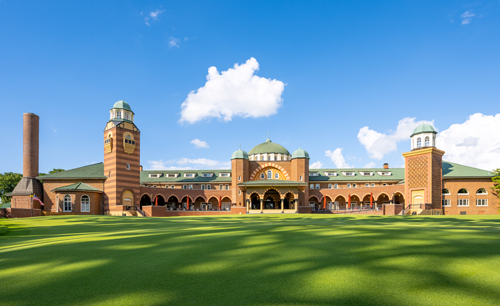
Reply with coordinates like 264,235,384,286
325,148,352,168
438,113,500,171
144,9,165,26
364,162,376,168
310,161,324,169
461,11,475,25
169,37,180,47
190,139,209,148
358,117,434,160
179,57,285,124
147,158,230,170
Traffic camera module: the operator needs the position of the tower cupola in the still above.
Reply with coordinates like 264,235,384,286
110,100,134,122
410,123,437,150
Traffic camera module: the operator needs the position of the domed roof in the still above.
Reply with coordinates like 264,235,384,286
111,100,133,112
411,123,437,137
292,147,309,159
231,148,249,160
248,138,290,155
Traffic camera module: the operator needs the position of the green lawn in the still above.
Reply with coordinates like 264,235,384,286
1,215,500,306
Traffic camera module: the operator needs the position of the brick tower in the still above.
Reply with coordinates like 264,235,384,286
291,147,309,208
9,113,44,217
103,101,141,215
403,123,445,210
231,147,249,207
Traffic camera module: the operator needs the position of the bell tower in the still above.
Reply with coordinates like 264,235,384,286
403,123,444,210
103,100,141,214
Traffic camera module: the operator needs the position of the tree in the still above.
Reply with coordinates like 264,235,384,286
492,168,500,201
0,172,23,204
38,169,65,176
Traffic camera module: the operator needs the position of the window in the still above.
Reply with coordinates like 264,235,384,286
202,173,213,178
238,176,241,181
201,185,205,190
353,184,357,188
239,190,241,195
262,155,267,161
260,173,265,179
360,172,373,176
225,185,229,190
300,176,303,181
189,185,193,190
343,172,355,176
126,163,130,170
149,174,160,178
365,183,369,187
417,137,421,148
347,184,351,188
81,195,90,212
171,185,175,189
207,185,211,190
310,184,314,189
457,199,469,206
458,188,469,195
310,172,319,176
325,172,338,177
371,183,375,187
183,185,187,190
476,188,487,195
219,185,223,190
166,173,178,178
425,136,430,147
274,173,279,179
153,186,157,188
63,195,72,212
377,172,392,176
267,170,272,179
315,184,320,189
442,189,450,195
184,173,195,178
477,199,488,206
442,199,451,207
328,184,332,189
117,111,122,119
382,183,387,186
334,184,338,189
165,185,168,188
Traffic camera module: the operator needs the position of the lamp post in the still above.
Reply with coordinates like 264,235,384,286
30,193,33,217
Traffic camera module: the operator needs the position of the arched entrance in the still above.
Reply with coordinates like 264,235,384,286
167,196,179,209
154,195,165,206
195,196,206,210
334,195,346,210
377,193,390,210
308,196,319,211
264,189,280,209
140,194,151,209
284,193,295,209
393,192,405,205
181,196,193,210
250,193,260,209
350,195,361,210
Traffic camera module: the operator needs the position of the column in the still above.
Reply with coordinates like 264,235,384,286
246,199,250,213
281,199,284,213
260,199,264,213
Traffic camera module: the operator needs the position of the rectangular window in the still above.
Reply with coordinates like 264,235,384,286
238,176,241,181
371,183,375,187
126,163,130,170
202,173,212,177
183,185,187,190
207,185,211,190
328,184,332,189
225,185,229,190
184,173,195,178
365,183,369,187
239,190,241,195
220,173,231,177
442,199,451,207
189,185,193,190
382,183,387,186
477,199,488,206
457,199,469,207
334,184,338,189
347,184,351,188
201,185,205,190
315,184,320,189
171,185,175,189
310,172,319,176
220,184,223,190
353,184,357,188
310,184,314,189
300,176,303,181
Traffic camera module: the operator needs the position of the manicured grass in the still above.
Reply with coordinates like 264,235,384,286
1,215,500,306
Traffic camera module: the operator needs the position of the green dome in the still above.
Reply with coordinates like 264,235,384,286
292,147,309,159
231,148,249,160
411,123,437,137
248,138,290,155
111,100,133,112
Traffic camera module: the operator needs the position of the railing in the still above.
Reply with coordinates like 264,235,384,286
134,206,146,217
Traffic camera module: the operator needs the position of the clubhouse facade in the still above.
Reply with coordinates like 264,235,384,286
6,101,498,217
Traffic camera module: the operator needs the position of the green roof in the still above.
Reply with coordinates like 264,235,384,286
248,138,290,155
51,182,103,193
292,147,309,159
309,168,405,181
38,163,106,180
231,148,249,160
111,100,133,113
0,202,11,208
442,161,493,178
411,123,437,137
238,180,307,187
141,170,232,184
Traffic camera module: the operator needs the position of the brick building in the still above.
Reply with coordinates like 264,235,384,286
7,101,498,217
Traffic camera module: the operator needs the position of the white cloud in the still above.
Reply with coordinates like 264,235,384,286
169,37,180,47
190,139,209,149
461,11,475,25
325,148,352,168
310,161,324,169
438,113,500,171
364,162,376,168
357,117,434,160
144,9,165,26
146,158,230,170
179,57,285,124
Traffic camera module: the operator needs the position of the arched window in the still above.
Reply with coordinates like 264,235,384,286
476,188,487,195
458,188,469,195
442,189,450,195
267,170,272,179
417,138,422,148
260,173,265,180
274,173,279,179
81,195,90,212
63,195,72,212
425,136,430,147
116,111,121,119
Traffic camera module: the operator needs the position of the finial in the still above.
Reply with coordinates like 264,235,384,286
239,144,241,149
267,131,270,139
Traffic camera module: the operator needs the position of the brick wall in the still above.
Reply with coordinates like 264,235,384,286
442,178,499,215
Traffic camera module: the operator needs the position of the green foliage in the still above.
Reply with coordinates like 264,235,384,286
38,169,65,177
1,215,500,305
492,168,500,196
0,172,22,204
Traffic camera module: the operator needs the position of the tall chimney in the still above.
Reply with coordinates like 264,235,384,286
383,163,389,169
23,113,39,177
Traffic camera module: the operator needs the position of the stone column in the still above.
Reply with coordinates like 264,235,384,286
246,199,250,213
281,199,284,213
260,199,264,213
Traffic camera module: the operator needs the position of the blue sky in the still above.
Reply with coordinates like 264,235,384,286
1,0,499,173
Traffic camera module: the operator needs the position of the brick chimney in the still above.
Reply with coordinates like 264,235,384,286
383,163,389,169
23,113,39,177
140,165,143,171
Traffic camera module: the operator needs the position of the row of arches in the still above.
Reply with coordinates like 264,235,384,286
140,194,232,210
443,188,488,195
308,192,405,210
249,190,296,210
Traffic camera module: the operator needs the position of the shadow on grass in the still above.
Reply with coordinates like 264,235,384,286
1,215,500,305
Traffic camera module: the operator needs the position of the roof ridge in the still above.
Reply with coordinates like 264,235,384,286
443,161,492,173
